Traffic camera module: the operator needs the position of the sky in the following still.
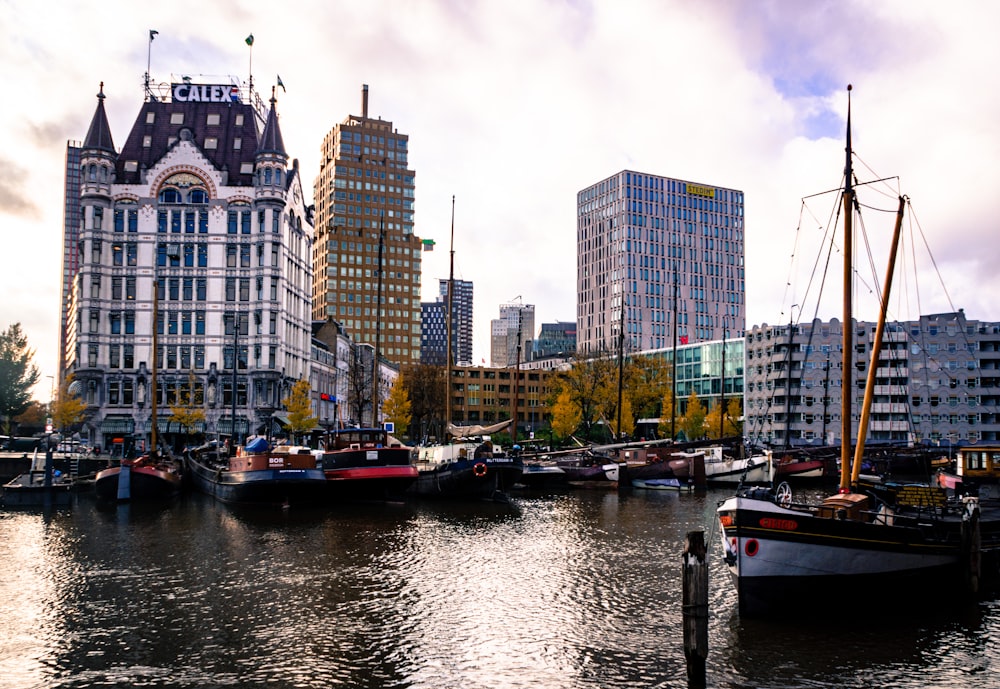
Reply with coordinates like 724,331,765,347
2,0,999,402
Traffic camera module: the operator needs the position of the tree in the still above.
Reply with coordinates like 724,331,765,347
658,389,677,440
547,351,618,441
550,388,581,438
282,379,318,443
170,369,206,441
681,391,706,441
625,355,672,427
51,373,87,437
0,323,40,435
401,363,445,442
13,400,46,434
346,346,373,427
383,368,411,437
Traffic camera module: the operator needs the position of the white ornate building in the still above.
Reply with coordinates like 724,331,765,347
64,79,313,452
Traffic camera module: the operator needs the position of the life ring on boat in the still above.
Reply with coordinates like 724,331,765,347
473,462,487,477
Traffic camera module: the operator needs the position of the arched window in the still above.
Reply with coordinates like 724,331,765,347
159,188,182,204
188,189,208,204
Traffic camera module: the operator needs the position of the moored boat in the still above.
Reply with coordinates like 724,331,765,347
185,437,327,507
702,446,769,485
94,453,183,502
717,86,995,617
2,448,73,508
410,422,523,501
318,427,417,500
936,445,1000,500
631,477,695,492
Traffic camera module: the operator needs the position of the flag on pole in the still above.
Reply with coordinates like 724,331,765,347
149,29,158,41
245,33,254,46
421,238,436,252
277,75,286,92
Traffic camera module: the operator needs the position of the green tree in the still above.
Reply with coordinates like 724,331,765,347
626,356,671,426
681,391,706,441
0,323,40,435
282,379,318,443
383,369,411,437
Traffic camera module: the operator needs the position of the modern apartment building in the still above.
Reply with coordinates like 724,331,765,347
576,171,745,355
421,278,473,366
744,310,1000,447
491,302,535,367
312,84,422,365
65,78,313,450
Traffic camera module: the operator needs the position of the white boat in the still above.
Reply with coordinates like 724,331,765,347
717,86,988,618
701,446,769,485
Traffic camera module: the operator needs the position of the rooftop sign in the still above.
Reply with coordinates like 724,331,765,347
172,83,241,103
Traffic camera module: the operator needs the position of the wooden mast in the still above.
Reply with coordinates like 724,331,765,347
444,196,455,439
839,85,855,494
851,195,906,486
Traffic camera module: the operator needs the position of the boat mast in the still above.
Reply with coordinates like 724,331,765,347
373,213,384,428
616,282,625,440
444,195,455,439
851,195,906,486
151,273,159,458
671,274,678,441
839,85,855,494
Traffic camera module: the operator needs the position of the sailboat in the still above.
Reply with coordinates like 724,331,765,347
95,261,183,502
717,86,995,617
408,197,523,500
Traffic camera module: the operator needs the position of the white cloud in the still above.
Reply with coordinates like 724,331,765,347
3,0,1000,400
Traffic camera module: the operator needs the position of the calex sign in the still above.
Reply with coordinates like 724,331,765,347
172,83,241,103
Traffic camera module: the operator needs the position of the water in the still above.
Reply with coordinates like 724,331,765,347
1,486,998,688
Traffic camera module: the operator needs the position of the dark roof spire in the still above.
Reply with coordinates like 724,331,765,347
256,87,286,157
84,82,116,154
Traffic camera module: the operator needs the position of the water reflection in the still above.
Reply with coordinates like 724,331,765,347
0,488,998,687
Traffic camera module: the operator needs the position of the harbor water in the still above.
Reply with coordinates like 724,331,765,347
1,485,998,688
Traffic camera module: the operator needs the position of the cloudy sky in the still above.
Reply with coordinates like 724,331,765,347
2,0,998,400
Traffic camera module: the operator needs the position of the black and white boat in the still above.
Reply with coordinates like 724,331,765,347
717,86,995,617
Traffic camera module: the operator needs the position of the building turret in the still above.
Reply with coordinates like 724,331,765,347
255,88,288,203
81,82,117,199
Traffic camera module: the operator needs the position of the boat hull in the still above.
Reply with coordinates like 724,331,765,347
319,442,417,500
94,463,182,502
186,454,327,506
409,457,523,501
2,472,73,508
717,493,964,617
704,457,769,485
631,477,694,492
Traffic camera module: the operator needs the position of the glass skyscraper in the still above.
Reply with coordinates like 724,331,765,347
576,170,746,355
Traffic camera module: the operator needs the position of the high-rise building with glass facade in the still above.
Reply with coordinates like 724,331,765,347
576,170,745,355
312,85,422,365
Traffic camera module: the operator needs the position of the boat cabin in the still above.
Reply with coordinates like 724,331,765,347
954,446,1000,481
328,428,393,451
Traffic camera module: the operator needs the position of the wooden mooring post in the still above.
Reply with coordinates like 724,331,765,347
683,530,708,687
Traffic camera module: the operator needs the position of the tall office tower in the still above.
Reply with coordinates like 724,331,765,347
312,84,422,365
576,170,745,355
58,140,83,387
491,302,535,367
66,78,314,451
420,278,473,366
